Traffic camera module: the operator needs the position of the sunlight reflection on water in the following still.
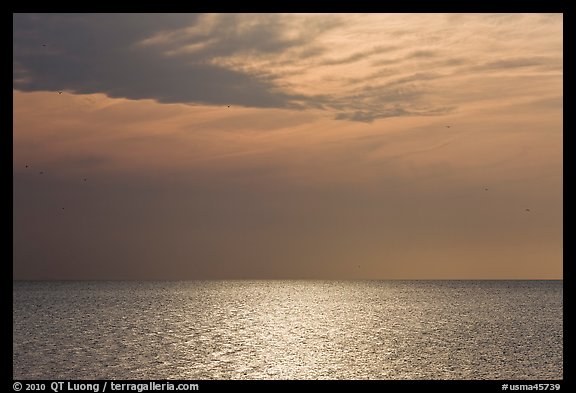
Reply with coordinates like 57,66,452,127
13,280,562,379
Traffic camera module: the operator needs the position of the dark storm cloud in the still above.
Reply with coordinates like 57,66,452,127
12,13,327,109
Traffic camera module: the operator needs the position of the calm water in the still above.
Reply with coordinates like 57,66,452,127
13,280,562,380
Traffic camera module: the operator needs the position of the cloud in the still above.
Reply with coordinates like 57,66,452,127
13,13,338,109
320,45,399,66
335,108,409,122
470,56,561,72
13,13,563,123
405,49,439,59
334,106,454,123
13,14,445,122
328,72,454,122
143,13,342,59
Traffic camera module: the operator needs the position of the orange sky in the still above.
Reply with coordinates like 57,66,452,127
13,13,562,279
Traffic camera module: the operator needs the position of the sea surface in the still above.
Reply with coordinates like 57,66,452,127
13,280,562,380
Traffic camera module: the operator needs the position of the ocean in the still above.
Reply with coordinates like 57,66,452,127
13,280,562,380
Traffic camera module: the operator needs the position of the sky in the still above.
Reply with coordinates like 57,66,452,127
13,13,563,280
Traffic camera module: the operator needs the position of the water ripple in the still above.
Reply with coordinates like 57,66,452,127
13,280,562,379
